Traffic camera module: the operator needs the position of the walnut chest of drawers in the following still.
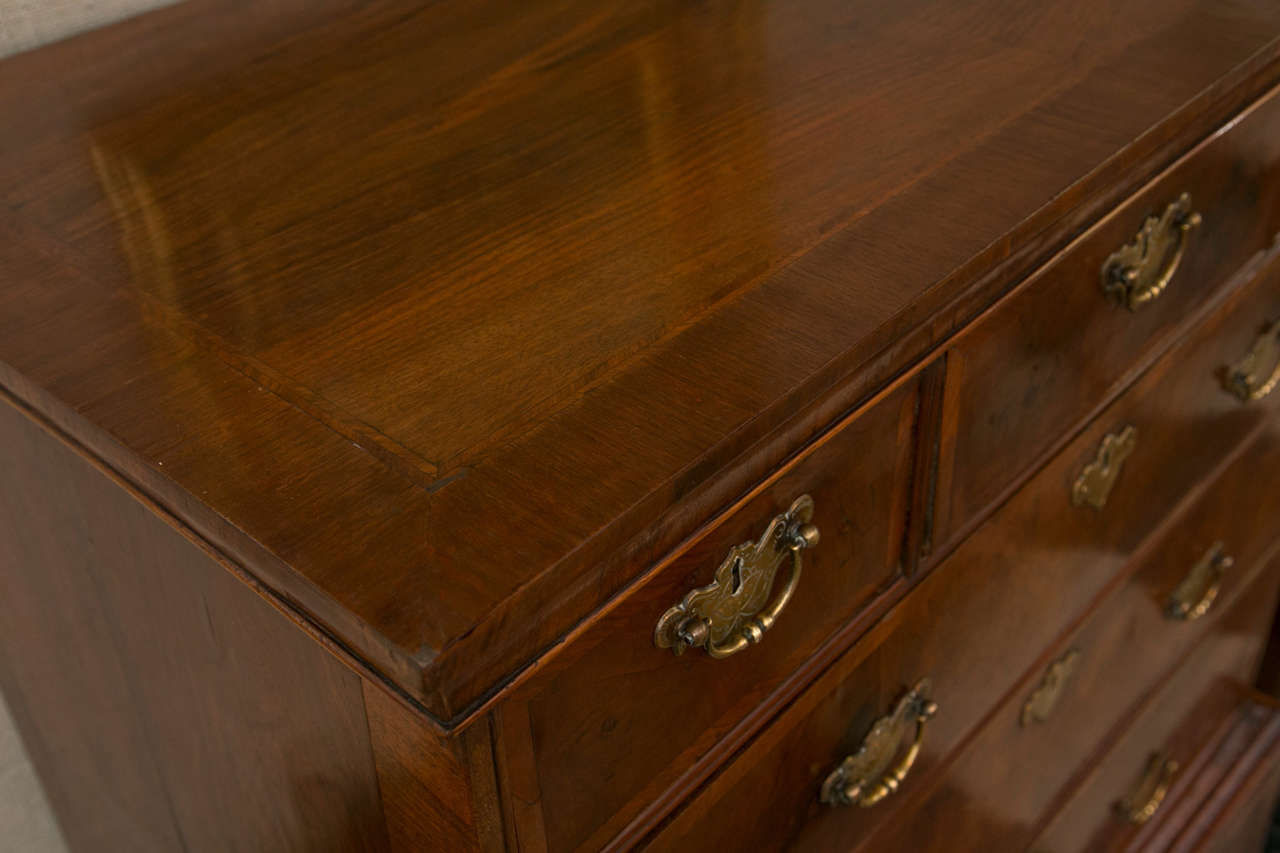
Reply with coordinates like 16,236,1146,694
3,1,1280,851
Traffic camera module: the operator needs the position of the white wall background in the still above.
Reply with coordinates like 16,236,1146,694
0,0,176,58
0,5,178,849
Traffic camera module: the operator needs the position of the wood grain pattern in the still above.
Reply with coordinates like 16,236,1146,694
938,83,1280,553
3,0,1280,721
856,426,1280,852
645,545,1280,853
0,393,389,853
1032,613,1280,853
635,245,1280,850
1154,699,1280,852
494,371,918,853
363,682,486,853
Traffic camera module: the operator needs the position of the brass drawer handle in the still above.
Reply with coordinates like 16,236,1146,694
654,495,819,658
1166,542,1231,622
1223,320,1280,402
820,679,937,808
1022,648,1081,727
1117,752,1179,825
1072,425,1138,510
1102,193,1201,311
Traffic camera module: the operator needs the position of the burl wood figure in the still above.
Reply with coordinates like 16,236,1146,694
2,0,1280,850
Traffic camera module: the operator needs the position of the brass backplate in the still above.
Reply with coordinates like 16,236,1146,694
820,679,936,808
1224,320,1280,402
654,495,814,656
1022,648,1080,727
1101,193,1200,310
1166,542,1231,621
1072,425,1137,510
1117,752,1179,825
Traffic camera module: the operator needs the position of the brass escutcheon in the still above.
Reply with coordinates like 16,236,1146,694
1072,425,1138,510
1166,542,1231,622
820,679,938,808
1117,752,1179,825
654,495,819,659
1022,648,1081,727
1101,193,1201,311
1223,320,1280,403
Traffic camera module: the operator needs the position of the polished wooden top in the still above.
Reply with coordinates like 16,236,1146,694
2,0,1279,725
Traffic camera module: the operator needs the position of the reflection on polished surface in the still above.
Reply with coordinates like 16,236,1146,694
79,1,793,475
4,2,1280,851
7,1,1220,476
3,0,1280,725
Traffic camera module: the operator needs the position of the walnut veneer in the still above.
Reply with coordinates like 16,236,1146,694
2,1,1280,851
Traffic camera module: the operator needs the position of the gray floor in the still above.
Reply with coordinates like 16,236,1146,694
0,695,66,853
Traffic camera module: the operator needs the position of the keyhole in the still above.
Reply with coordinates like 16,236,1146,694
730,556,744,595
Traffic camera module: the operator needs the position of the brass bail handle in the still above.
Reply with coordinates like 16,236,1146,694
1101,192,1201,311
1165,542,1231,622
654,495,820,659
1222,319,1280,403
820,680,938,808
1118,752,1179,825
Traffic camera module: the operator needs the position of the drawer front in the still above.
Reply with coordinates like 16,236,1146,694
1176,715,1280,853
495,376,920,853
939,83,1280,548
639,256,1280,852
859,428,1280,852
1030,561,1280,853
